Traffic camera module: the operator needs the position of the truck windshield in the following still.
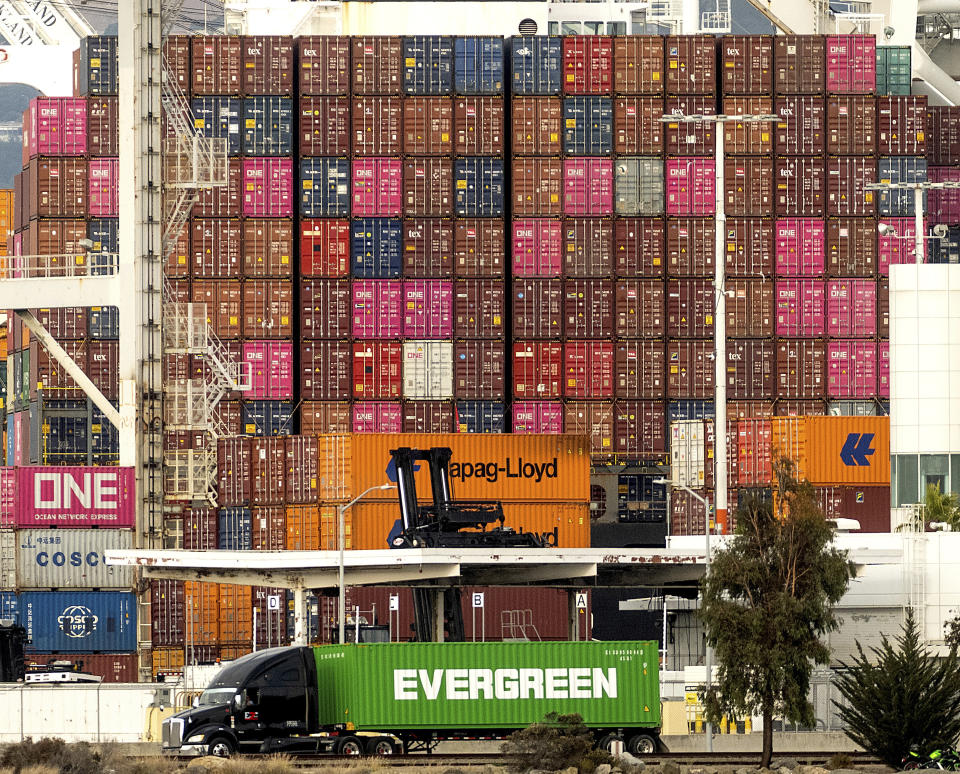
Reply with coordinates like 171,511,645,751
198,688,237,706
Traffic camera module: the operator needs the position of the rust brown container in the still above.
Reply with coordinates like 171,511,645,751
298,36,351,96
241,36,294,95
193,158,242,217
402,402,455,433
827,218,877,276
285,435,319,504
455,96,504,156
217,437,252,506
192,279,243,339
27,158,87,217
242,279,293,338
214,400,245,435
513,278,562,339
725,157,774,216
251,437,286,505
726,339,775,400
165,224,190,277
667,217,714,276
403,157,454,217
726,279,774,337
721,35,774,95
614,97,664,155
613,36,665,95
163,36,191,94
86,96,118,156
775,156,826,216
773,35,825,95
403,218,453,276
827,157,876,216
511,97,562,155
163,354,197,385
31,339,86,399
352,96,403,155
300,278,352,339
722,97,773,155
775,399,826,416
512,158,563,216
243,219,293,277
454,219,505,277
667,339,714,398
664,96,715,155
454,340,505,399
878,277,889,338
615,340,666,398
299,96,350,155
192,36,242,95
926,107,960,165
776,339,826,399
300,339,352,400
827,96,877,155
774,96,825,155
565,401,615,459
667,279,713,338
563,218,613,277
724,218,774,276
351,36,403,95
727,401,774,420
87,339,119,400
614,217,665,277
36,307,87,340
614,279,665,337
191,218,242,278
165,278,192,305
26,219,86,256
454,279,506,339
665,35,716,95
877,95,927,157
403,97,453,155
614,399,667,459
300,401,352,434
563,279,614,339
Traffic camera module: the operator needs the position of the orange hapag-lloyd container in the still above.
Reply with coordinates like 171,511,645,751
285,503,346,550
770,415,889,486
184,581,219,645
218,583,253,643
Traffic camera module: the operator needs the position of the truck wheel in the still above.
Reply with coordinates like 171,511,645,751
627,734,657,755
366,736,398,755
336,736,363,755
598,734,621,753
206,735,235,757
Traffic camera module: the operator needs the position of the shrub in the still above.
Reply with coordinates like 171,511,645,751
501,713,596,773
826,753,852,770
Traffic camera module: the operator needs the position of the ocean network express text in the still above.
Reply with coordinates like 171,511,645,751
449,457,558,484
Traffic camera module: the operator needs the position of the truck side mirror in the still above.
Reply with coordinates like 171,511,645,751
192,696,199,708
235,692,244,708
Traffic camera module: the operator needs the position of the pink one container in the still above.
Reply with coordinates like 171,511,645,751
0,467,13,527
243,158,293,217
776,279,826,337
352,401,403,433
826,279,877,338
15,466,136,527
24,97,87,159
878,217,924,274
242,340,293,399
403,279,453,338
665,158,716,216
826,35,876,94
775,218,825,276
352,158,402,216
928,168,960,223
828,340,877,398
352,279,403,338
512,401,564,434
512,219,563,276
88,157,119,216
878,341,890,399
564,158,613,215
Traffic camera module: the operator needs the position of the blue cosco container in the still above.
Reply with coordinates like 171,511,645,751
0,592,18,622
300,158,351,217
511,36,562,95
403,36,454,95
218,507,253,550
564,96,613,156
667,400,715,424
351,218,403,277
454,37,504,95
454,158,505,216
21,591,137,653
242,401,294,436
89,306,119,339
878,157,927,216
192,96,243,156
78,36,118,96
243,96,294,156
455,400,505,433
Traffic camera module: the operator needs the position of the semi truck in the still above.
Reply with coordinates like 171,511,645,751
161,640,662,758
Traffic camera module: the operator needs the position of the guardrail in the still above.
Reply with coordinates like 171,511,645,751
0,253,119,279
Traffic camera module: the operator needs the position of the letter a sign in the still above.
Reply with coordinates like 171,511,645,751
576,592,588,610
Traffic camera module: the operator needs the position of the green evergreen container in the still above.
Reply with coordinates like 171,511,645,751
313,640,661,731
876,46,912,95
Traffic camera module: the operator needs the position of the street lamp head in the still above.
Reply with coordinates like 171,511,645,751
877,222,897,237
653,477,668,485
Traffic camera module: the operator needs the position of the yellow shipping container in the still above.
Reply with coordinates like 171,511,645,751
771,416,889,486
151,647,185,675
184,581,219,645
218,584,253,643
220,644,253,661
285,504,349,550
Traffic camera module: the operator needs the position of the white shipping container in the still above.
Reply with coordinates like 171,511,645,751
15,529,134,589
402,340,454,399
671,419,706,489
0,530,14,589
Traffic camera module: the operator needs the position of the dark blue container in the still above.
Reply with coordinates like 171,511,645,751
192,96,243,156
455,401,505,433
454,37,505,95
91,404,119,465
667,400,714,423
563,97,613,156
928,226,960,264
5,414,12,465
242,96,294,156
403,36,454,95
617,473,667,523
511,36,562,95
78,36,118,96
877,157,928,216
218,507,253,550
299,158,351,217
0,592,17,622
350,218,403,278
88,218,119,275
45,415,89,466
21,591,137,653
242,400,294,436
88,306,119,339
454,158,505,216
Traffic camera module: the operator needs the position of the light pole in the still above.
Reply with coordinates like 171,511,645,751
866,179,960,265
338,483,396,645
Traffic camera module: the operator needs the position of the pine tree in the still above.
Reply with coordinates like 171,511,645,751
833,610,960,767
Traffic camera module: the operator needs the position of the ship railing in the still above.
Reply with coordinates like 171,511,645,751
0,252,119,279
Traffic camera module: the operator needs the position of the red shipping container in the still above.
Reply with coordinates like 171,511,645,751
298,37,351,96
353,401,403,433
774,96,825,155
827,218,877,276
665,158,715,216
251,437,286,506
614,279,665,338
665,35,716,95
513,341,563,398
513,401,564,434
726,279,774,337
667,279,713,338
454,96,504,156
878,277,889,338
351,37,403,96
826,35,876,94
163,36,191,94
614,218,665,277
564,401,615,458
613,36,665,95
403,218,453,277
214,400,245,436
454,219,505,277
926,106,960,166
563,218,613,277
352,341,402,399
24,97,87,160
243,219,292,277
724,218,774,276
251,508,286,551
615,340,666,398
877,95,927,156
352,279,403,338
301,402,352,434
878,341,889,399
563,279,614,339
721,35,773,95
664,96,715,156
725,157,774,217
242,279,293,338
513,158,563,216
217,437,252,507
191,218,242,277
454,340,505,399
775,217,825,275
563,36,613,94
773,36,825,95
513,278,562,339
300,219,350,277
243,158,293,217
243,340,293,399
827,279,877,338
151,579,185,647
285,436,319,504
735,418,773,485
403,157,453,217
613,400,667,459
878,217,923,273
27,157,87,217
827,340,877,398
241,36,294,95
827,157,877,217
194,158,242,217
353,157,402,216
403,97,453,155
403,279,453,338
726,339,775,400
300,278,351,338
299,96,350,155
775,156,826,216
722,96,774,155
826,95,877,155
775,399,826,416
667,340,714,398
352,96,403,155
511,97,563,156
667,217,713,276
36,307,87,340
300,339,352,400
87,340,119,400
192,36,243,95
776,279,826,336
564,158,613,216
454,279,504,339
512,218,562,276
776,339,826,399
614,96,664,155
401,401,455,433
928,167,960,223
